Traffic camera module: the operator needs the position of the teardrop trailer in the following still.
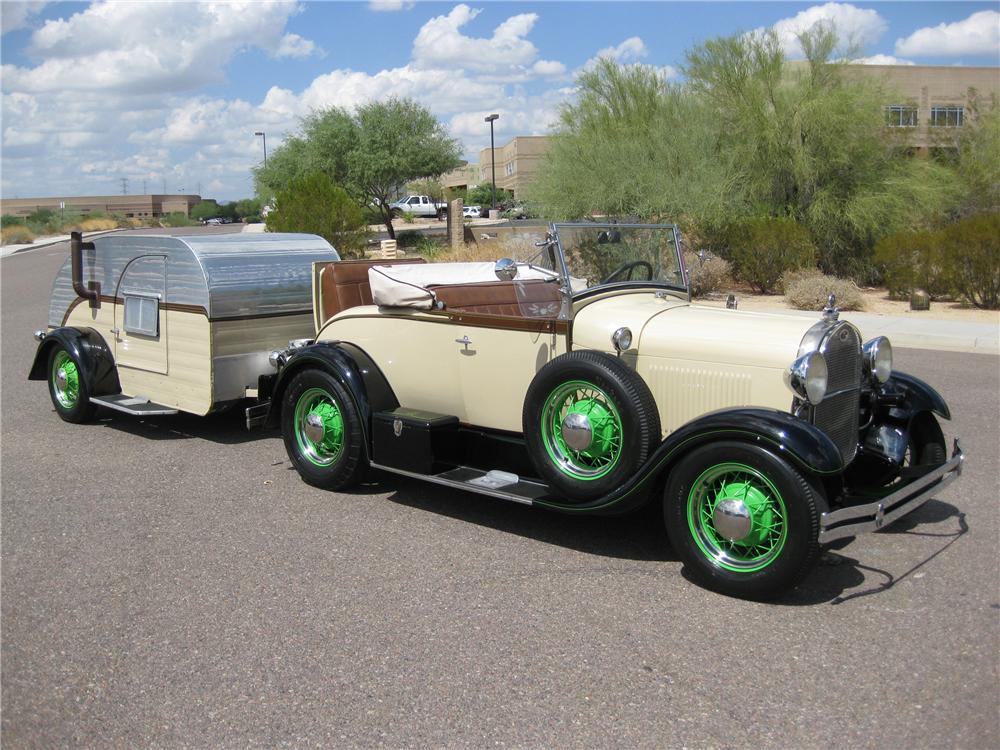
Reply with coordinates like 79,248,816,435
30,226,965,598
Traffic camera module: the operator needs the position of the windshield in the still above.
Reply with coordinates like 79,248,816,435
551,223,686,294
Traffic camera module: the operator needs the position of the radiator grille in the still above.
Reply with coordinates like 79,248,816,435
813,323,862,463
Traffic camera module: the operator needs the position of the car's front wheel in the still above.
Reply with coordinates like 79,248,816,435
281,368,366,490
663,441,823,599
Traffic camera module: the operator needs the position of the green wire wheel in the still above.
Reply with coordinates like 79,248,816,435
524,351,660,502
281,368,367,491
664,441,824,600
46,345,97,423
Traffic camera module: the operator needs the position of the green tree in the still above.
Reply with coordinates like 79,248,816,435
190,201,220,221
952,102,1000,216
466,183,513,208
266,173,369,258
256,98,461,239
233,197,262,220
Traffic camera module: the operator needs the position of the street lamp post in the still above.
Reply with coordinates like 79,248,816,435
254,131,267,168
484,113,499,214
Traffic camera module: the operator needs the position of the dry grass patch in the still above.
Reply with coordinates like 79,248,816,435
785,273,865,311
1,225,35,245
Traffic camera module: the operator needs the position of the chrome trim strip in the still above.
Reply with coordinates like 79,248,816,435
369,462,539,505
819,439,964,543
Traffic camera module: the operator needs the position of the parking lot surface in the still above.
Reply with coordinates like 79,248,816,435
2,229,998,748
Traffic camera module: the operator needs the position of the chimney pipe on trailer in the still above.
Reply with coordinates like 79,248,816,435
70,231,100,308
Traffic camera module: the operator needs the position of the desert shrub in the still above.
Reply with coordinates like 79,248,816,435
76,218,118,232
786,274,865,311
1,225,35,245
778,266,824,293
394,231,421,247
941,212,1000,310
413,237,447,259
400,210,416,224
683,251,731,297
1,215,26,227
161,212,196,227
266,172,368,258
727,218,816,294
873,228,950,300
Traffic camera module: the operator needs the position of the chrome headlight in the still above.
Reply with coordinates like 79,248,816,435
611,326,633,352
784,351,828,405
863,337,892,384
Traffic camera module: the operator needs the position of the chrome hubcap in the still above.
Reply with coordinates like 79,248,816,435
56,367,68,390
303,412,326,444
561,412,593,452
713,499,752,541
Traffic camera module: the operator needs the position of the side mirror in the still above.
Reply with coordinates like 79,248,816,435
494,258,518,281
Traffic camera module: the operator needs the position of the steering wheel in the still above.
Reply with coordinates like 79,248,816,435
601,260,653,284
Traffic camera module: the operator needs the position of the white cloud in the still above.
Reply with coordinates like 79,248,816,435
8,0,316,93
761,2,888,58
275,33,321,59
594,37,648,63
849,54,915,66
412,4,543,75
368,0,414,11
894,10,1000,57
1,1,49,34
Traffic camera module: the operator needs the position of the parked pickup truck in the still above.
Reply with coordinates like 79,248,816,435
388,195,447,218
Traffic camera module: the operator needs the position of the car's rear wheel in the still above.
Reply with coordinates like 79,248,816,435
663,441,823,599
523,351,660,501
47,346,97,423
281,369,366,490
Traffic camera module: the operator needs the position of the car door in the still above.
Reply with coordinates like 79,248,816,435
113,255,167,375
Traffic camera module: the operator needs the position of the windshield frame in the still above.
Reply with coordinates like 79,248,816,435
548,222,688,299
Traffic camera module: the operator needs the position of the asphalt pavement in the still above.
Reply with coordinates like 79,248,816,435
2,229,998,748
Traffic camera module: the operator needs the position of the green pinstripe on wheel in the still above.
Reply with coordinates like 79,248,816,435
686,462,787,572
540,380,623,480
293,387,345,467
51,350,81,409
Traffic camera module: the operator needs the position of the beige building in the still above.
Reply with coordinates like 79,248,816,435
1,194,202,219
478,136,551,198
845,64,997,153
440,162,480,195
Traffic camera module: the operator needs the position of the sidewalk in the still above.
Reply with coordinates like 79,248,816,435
727,305,998,355
0,228,124,258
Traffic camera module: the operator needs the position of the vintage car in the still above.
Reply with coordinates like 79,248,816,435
31,225,964,599
29,231,338,420
259,222,964,598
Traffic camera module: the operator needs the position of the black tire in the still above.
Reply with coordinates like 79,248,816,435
663,441,823,600
47,345,97,423
281,368,366,490
523,351,660,501
907,412,947,468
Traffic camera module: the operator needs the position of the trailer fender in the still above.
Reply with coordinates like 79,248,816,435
28,327,120,396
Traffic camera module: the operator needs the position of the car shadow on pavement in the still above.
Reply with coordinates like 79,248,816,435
777,499,967,606
379,473,676,564
88,406,273,446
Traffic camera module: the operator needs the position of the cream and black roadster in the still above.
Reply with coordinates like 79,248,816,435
31,224,964,598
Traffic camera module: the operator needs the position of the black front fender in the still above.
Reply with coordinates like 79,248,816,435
535,407,844,515
881,371,951,420
28,327,120,396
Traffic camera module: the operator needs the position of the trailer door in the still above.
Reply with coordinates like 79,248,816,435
113,255,168,375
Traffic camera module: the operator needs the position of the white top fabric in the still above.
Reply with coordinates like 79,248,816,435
368,262,558,309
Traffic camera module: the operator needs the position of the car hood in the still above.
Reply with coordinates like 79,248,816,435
573,293,815,370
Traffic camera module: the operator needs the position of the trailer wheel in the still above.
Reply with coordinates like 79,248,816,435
281,368,366,490
47,346,97,423
523,351,660,501
663,441,822,600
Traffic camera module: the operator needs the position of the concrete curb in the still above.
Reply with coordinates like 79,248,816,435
1,228,126,258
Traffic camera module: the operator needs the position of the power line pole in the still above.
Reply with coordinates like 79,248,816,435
120,177,128,195
142,179,147,195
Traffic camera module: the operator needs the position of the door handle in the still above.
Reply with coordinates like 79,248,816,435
110,327,121,336
455,335,472,351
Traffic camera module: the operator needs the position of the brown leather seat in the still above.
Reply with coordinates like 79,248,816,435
320,258,425,322
432,279,561,318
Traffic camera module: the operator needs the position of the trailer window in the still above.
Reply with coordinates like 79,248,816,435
124,295,159,337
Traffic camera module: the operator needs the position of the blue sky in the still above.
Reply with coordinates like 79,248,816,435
2,1,998,201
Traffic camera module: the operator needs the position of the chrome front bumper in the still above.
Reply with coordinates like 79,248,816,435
819,439,964,543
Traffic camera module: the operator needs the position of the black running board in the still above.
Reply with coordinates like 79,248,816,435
90,394,179,416
369,462,550,505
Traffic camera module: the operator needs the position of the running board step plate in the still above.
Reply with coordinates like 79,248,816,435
90,394,179,416
369,462,550,505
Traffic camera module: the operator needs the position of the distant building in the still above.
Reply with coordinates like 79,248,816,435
847,64,998,155
478,136,551,199
1,194,203,219
440,162,480,195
